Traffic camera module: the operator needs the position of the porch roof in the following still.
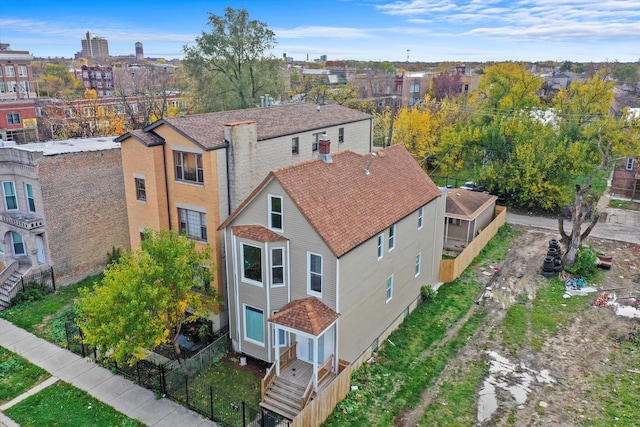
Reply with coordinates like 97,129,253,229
446,189,497,220
268,297,340,336
231,224,288,242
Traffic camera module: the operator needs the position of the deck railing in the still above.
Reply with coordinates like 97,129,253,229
261,342,298,400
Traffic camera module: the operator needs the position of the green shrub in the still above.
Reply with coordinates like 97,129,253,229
11,282,52,305
421,285,437,303
107,246,123,264
565,245,598,277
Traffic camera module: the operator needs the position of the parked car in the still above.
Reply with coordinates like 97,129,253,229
460,181,485,192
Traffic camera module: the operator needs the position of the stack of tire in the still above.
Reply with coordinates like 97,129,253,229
541,238,563,277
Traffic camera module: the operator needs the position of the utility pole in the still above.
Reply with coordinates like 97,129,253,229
387,96,397,147
406,49,410,63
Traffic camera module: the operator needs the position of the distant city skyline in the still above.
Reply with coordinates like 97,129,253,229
1,0,639,63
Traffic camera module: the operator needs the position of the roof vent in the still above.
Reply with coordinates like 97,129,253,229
363,152,377,175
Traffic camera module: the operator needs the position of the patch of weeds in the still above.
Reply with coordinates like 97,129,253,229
11,282,53,305
0,347,51,405
49,306,79,346
418,360,487,426
608,199,638,210
501,276,592,353
564,245,598,277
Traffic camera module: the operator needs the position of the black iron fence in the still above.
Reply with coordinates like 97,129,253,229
21,267,56,292
63,321,289,427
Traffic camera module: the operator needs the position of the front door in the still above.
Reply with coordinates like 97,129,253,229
297,336,314,363
35,235,46,264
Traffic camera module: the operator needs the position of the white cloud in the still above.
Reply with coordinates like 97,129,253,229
274,26,373,39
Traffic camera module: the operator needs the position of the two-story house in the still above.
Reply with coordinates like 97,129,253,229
0,137,129,309
115,103,373,332
219,142,445,418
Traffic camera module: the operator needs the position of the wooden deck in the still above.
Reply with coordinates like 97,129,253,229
280,359,313,388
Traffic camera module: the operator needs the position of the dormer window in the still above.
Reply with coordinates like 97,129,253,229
269,195,283,231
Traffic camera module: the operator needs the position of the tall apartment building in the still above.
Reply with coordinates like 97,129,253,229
81,31,109,59
0,45,38,142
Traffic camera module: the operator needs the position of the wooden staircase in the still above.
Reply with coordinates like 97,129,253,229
0,270,22,310
261,375,305,420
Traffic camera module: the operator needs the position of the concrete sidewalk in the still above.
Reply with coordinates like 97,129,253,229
0,319,217,427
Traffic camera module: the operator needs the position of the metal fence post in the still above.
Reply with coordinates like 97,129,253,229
242,401,246,427
209,386,214,421
185,375,189,407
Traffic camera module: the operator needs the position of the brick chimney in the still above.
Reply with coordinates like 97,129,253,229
318,134,332,163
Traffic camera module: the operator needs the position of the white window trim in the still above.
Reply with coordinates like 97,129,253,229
418,206,424,230
243,304,265,347
626,157,634,171
307,251,323,297
415,252,422,277
271,312,287,348
270,247,285,288
268,194,283,232
24,182,36,213
241,242,263,287
2,181,18,211
388,224,396,252
386,275,393,303
11,232,25,256
377,233,384,260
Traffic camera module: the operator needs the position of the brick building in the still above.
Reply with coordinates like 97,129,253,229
115,103,373,331
0,45,38,142
0,137,129,308
80,65,114,98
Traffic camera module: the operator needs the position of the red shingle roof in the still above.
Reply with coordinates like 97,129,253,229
231,225,288,242
268,297,340,336
140,103,371,150
445,189,498,220
271,144,442,257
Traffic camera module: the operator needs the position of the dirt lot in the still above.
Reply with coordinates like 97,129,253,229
403,225,640,426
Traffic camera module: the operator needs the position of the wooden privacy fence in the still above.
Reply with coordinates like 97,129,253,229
439,205,506,283
292,359,351,427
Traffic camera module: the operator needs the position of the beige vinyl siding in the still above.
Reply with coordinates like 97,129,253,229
224,120,371,213
476,201,497,231
337,198,443,364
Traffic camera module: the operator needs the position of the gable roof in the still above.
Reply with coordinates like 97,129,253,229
445,189,498,220
221,144,442,257
115,129,164,146
122,103,371,151
268,297,340,336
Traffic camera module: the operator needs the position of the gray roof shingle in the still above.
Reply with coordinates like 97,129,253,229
143,103,372,150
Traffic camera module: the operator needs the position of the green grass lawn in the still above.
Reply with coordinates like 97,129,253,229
191,359,262,406
0,347,51,405
3,380,145,427
324,225,516,426
0,275,100,338
608,199,640,210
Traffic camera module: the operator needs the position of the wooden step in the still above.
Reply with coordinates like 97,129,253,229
260,399,298,420
265,387,299,410
269,378,306,395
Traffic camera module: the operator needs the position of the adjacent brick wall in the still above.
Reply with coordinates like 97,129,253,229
38,148,130,286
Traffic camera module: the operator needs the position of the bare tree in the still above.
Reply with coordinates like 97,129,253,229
112,66,179,128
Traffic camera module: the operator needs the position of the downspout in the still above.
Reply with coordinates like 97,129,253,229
265,241,271,363
162,143,172,229
231,232,242,353
224,139,232,216
335,257,340,373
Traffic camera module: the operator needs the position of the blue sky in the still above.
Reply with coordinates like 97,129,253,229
1,0,639,63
